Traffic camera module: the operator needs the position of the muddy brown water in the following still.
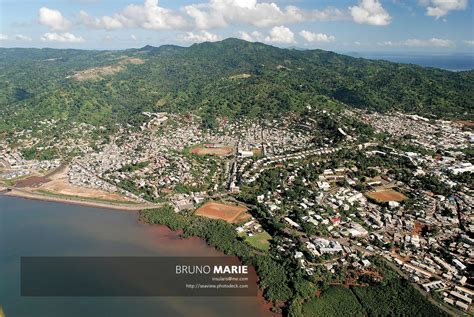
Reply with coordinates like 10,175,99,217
0,195,274,317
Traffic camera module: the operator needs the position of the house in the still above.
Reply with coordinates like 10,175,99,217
295,251,304,259
239,150,254,158
174,199,194,211
285,217,302,229
348,222,369,237
317,181,331,191
455,301,469,311
453,259,466,271
229,182,240,193
313,238,343,254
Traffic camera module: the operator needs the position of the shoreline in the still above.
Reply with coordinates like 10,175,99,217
139,220,281,317
2,194,280,317
2,196,276,317
3,189,161,211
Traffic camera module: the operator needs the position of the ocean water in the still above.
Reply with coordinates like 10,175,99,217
0,196,272,317
345,52,474,71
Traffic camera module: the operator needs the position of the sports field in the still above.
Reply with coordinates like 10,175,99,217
195,201,248,223
366,190,407,203
244,231,272,251
191,146,234,156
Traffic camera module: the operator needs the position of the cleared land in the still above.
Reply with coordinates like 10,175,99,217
229,73,252,80
195,201,248,223
456,120,474,127
38,180,128,201
121,57,145,65
366,189,407,203
5,165,151,210
234,211,252,223
37,165,130,202
191,146,234,156
73,65,122,80
252,148,262,156
73,57,145,81
5,189,157,211
15,176,50,188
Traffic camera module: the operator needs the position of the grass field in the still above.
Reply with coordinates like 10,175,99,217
244,231,272,251
366,189,407,202
302,286,366,317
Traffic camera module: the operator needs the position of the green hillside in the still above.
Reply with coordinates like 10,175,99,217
1,38,473,133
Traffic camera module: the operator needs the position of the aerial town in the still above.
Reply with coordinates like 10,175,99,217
1,108,473,315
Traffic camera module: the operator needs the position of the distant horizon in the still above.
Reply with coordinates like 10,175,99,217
1,38,474,56
1,37,473,71
1,0,473,52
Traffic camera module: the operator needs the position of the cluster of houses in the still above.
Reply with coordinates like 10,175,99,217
68,115,212,199
235,112,473,314
235,218,264,237
64,112,328,202
0,146,60,180
361,111,473,151
1,105,472,314
170,192,207,211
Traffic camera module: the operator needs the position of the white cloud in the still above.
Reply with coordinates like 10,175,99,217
299,30,335,42
237,31,265,42
265,26,295,44
15,34,32,41
183,0,345,29
419,0,469,18
378,40,395,46
238,27,296,44
464,40,474,46
102,35,114,42
78,0,188,30
238,31,254,42
181,31,222,42
350,0,392,25
77,11,123,29
378,38,455,47
41,32,85,43
131,34,138,41
404,38,454,47
0,34,8,41
38,7,71,31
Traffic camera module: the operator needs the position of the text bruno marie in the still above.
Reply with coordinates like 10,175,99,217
176,265,248,275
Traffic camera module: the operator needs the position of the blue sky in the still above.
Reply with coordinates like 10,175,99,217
0,0,473,52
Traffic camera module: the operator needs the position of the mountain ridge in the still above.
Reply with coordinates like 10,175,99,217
0,38,472,133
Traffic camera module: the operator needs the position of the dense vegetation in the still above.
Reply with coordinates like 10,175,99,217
350,258,448,316
299,257,448,317
139,205,293,306
302,286,365,317
139,206,446,317
1,39,473,134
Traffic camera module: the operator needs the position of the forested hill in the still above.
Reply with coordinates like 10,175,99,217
1,38,473,132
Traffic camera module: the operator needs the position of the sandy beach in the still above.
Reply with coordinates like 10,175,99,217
4,188,160,211
1,163,161,211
